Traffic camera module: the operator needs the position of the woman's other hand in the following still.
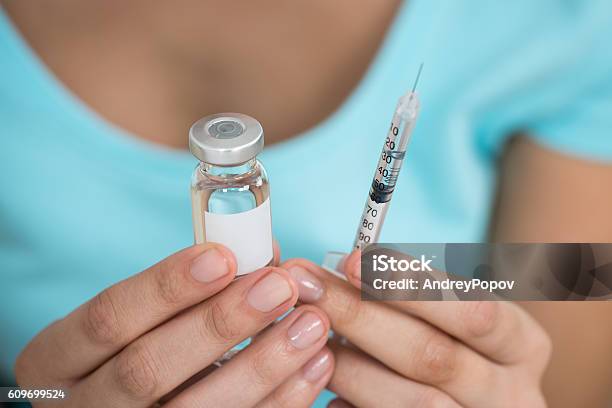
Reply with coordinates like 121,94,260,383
284,251,551,407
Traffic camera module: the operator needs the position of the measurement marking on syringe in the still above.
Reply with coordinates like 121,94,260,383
353,64,423,250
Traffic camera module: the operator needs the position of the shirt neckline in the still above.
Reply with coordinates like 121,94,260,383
0,3,414,175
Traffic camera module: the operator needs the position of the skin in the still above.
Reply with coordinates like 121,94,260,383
284,251,551,407
493,137,612,408
15,243,336,407
0,0,399,149
4,0,612,406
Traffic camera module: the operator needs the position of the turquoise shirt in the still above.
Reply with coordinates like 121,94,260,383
1,1,611,406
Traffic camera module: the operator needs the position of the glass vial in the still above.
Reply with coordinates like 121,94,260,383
190,113,273,276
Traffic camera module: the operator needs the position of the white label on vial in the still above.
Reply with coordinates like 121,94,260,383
204,198,273,276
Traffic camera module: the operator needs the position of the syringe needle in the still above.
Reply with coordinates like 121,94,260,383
411,62,424,93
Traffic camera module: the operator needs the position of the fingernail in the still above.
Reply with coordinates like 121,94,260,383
288,312,325,349
247,271,293,312
191,248,230,283
288,266,323,302
302,349,332,383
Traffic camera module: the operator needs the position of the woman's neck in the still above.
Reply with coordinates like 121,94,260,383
2,0,401,150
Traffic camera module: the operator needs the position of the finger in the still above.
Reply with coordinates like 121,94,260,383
340,250,550,366
256,348,334,408
73,267,299,408
272,240,281,266
165,306,330,408
283,259,508,408
329,343,461,408
16,244,237,384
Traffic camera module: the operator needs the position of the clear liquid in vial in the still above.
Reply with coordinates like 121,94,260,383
191,158,271,265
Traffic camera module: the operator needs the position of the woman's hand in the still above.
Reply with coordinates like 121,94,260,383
283,251,552,407
16,244,334,408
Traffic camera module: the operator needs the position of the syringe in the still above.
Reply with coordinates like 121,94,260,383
322,65,422,278
353,64,422,250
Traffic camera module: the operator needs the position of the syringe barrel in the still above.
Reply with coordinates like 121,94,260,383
353,92,420,250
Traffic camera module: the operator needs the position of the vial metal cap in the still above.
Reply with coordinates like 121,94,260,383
189,113,264,165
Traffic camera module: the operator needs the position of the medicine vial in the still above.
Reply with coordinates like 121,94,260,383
190,113,273,276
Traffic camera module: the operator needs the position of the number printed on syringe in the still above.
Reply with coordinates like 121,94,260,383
353,64,422,250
